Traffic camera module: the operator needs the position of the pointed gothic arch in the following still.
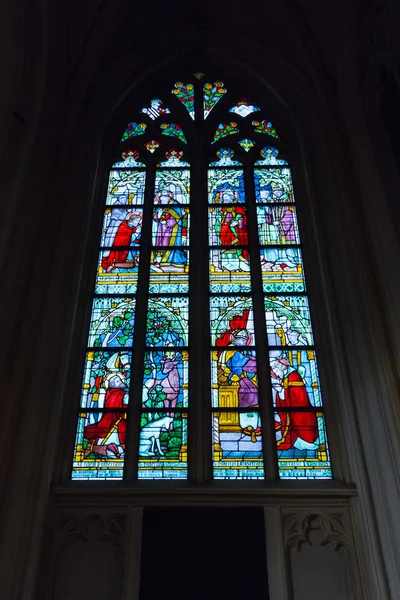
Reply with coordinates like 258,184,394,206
70,72,333,482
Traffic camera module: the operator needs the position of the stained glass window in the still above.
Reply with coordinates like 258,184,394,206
72,74,332,483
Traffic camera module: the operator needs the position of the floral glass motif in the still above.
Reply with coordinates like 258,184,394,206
144,140,160,153
252,120,279,139
212,122,239,144
203,81,227,118
113,149,145,168
255,146,288,166
88,297,136,348
141,98,171,120
210,148,242,167
120,122,147,142
229,101,260,118
160,122,187,144
146,297,189,347
157,149,190,167
238,138,255,152
193,72,205,80
171,82,195,119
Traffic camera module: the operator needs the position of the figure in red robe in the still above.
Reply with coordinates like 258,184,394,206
102,212,141,272
84,374,127,458
270,356,318,452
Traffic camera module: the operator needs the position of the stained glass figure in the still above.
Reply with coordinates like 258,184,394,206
212,412,264,479
113,149,145,168
210,296,255,347
193,72,205,80
238,138,255,152
88,297,135,348
257,205,300,245
154,169,190,204
96,250,139,294
72,350,131,479
72,411,126,480
152,206,189,247
171,82,195,119
149,250,189,293
101,208,143,248
255,146,288,166
157,149,190,167
209,147,242,167
203,81,227,118
260,248,305,293
210,249,251,293
142,351,189,409
141,98,171,120
160,122,187,144
208,206,248,246
120,122,147,142
146,297,189,346
79,350,131,409
208,168,245,204
252,120,279,138
229,100,260,118
138,412,187,479
254,168,294,203
144,140,160,153
264,296,313,346
212,122,239,143
106,170,146,206
269,349,331,479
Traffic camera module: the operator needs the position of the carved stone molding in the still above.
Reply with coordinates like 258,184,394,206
59,512,125,547
283,511,348,552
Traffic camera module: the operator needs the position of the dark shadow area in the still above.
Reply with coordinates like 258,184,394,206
139,506,269,600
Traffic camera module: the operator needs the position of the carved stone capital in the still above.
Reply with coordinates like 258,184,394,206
59,513,124,547
283,511,348,552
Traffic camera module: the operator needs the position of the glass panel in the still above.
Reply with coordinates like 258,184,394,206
96,250,139,294
269,349,323,409
149,250,189,293
210,148,242,167
203,81,227,118
210,249,251,293
142,351,189,409
72,411,126,480
120,121,147,142
100,208,143,248
154,170,190,204
212,411,264,479
238,138,255,152
260,248,305,293
252,120,279,138
160,122,187,144
211,350,258,408
88,297,135,348
255,146,288,166
80,350,131,409
106,170,146,205
152,207,190,247
254,168,294,203
265,295,313,346
229,102,260,118
146,297,189,346
171,82,195,119
208,168,245,203
212,122,239,143
144,140,160,153
275,411,331,479
138,412,188,479
208,206,248,246
141,98,171,120
257,205,300,245
210,296,255,346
